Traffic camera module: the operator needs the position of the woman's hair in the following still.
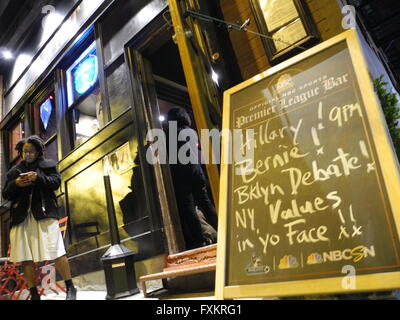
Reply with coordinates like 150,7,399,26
15,135,45,158
167,107,192,127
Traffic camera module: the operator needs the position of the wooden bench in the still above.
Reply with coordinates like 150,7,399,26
139,244,217,297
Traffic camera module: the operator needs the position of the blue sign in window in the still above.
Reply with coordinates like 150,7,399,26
40,97,54,130
73,54,98,95
66,42,98,106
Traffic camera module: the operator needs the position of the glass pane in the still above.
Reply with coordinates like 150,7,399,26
115,165,148,227
104,143,147,227
67,149,146,244
72,85,104,147
272,19,307,53
9,120,25,162
66,42,98,107
106,60,131,120
67,161,107,243
260,0,299,32
38,96,57,142
44,138,59,163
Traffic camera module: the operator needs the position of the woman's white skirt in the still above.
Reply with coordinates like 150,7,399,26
9,211,66,263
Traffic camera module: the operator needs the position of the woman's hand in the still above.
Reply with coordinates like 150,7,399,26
15,172,37,187
15,175,32,188
27,172,38,182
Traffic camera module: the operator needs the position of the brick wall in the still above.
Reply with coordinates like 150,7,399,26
219,0,346,81
306,0,345,41
219,0,269,81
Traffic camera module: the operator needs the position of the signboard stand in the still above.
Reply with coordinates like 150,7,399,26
216,30,400,299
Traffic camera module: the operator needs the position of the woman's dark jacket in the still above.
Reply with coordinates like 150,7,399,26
2,158,61,228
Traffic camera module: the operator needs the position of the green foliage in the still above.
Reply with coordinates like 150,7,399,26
373,75,400,143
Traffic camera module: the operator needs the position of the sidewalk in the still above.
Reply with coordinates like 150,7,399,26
39,289,216,301
40,290,148,300
38,290,399,301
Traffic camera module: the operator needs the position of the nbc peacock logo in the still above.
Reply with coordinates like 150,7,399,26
278,255,299,270
306,253,324,265
275,73,295,94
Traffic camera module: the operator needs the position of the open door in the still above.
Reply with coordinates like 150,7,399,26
125,27,186,254
168,0,222,208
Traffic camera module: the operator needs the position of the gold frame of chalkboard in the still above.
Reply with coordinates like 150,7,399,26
215,29,400,299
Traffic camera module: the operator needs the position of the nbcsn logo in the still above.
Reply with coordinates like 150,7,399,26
307,245,376,264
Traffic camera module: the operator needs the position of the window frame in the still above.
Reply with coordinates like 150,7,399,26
102,53,132,122
6,114,26,167
95,18,131,124
66,41,99,108
62,31,107,150
31,84,59,162
67,81,102,148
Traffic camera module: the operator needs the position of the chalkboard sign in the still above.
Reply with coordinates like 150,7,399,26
216,30,400,299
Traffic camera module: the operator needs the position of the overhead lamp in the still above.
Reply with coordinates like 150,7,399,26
1,50,13,60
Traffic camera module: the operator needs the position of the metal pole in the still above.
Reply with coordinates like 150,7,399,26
103,174,120,245
184,9,308,51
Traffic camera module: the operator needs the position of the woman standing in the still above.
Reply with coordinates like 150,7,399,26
2,135,77,300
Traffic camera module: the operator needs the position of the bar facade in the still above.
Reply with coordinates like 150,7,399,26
0,0,398,293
